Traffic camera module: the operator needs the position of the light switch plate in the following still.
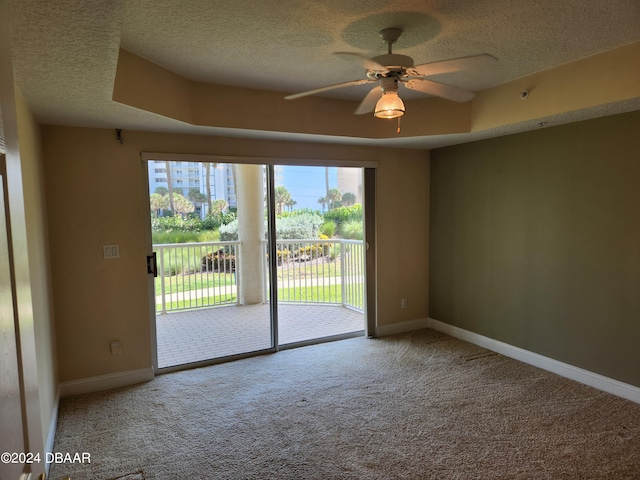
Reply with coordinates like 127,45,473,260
103,244,119,259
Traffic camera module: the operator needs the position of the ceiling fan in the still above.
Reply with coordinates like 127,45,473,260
285,28,497,119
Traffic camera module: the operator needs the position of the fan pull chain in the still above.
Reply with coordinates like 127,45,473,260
397,116,401,134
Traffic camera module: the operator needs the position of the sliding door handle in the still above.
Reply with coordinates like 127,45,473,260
147,252,158,277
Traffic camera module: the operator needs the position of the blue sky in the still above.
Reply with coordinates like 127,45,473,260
278,166,337,211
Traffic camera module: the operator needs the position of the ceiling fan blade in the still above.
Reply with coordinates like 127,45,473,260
285,79,375,100
333,52,389,72
403,78,475,103
407,54,497,78
354,86,382,115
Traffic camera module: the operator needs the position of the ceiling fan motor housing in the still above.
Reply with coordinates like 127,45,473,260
366,54,414,80
379,76,400,93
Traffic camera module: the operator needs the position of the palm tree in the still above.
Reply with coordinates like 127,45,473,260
286,199,297,212
327,188,342,210
230,164,237,207
325,167,330,201
172,193,195,218
211,199,228,215
317,196,327,213
205,162,213,216
341,192,356,206
188,188,208,217
165,161,175,213
149,193,166,218
274,186,291,215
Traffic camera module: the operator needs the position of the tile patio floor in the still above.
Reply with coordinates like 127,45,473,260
155,303,365,368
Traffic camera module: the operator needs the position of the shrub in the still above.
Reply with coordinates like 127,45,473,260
329,243,341,261
324,204,362,226
176,210,325,242
220,211,237,225
339,219,363,240
219,219,239,241
276,248,291,265
202,249,236,272
153,230,199,244
278,207,321,218
152,215,202,233
293,234,332,257
201,215,221,230
276,212,323,239
320,220,336,238
201,210,237,230
152,211,235,235
197,230,220,242
152,228,220,244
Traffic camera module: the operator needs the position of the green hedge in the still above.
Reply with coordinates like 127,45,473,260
323,204,362,226
152,212,237,233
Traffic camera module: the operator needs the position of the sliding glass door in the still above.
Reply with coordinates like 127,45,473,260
146,157,369,371
149,160,273,369
273,165,365,347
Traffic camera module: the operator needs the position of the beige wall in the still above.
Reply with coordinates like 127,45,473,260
376,149,430,325
430,110,640,387
472,42,640,132
15,90,58,456
113,48,470,139
2,1,57,468
1,65,56,479
41,126,429,382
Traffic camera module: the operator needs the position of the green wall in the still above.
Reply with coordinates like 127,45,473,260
429,110,640,387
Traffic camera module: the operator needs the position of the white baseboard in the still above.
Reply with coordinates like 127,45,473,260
46,386,60,452
375,317,430,337
427,318,640,405
60,366,155,398
44,385,61,476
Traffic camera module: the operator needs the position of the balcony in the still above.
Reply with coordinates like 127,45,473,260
153,239,365,367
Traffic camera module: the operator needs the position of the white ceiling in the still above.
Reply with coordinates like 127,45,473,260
8,0,640,149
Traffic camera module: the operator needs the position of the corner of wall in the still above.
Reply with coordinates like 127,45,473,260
59,367,155,398
15,88,60,455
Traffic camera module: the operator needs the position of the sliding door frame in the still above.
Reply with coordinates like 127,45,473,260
364,168,377,337
266,165,279,349
141,152,378,371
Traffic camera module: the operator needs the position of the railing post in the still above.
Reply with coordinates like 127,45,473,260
235,242,241,305
159,246,167,315
262,240,268,303
340,240,346,307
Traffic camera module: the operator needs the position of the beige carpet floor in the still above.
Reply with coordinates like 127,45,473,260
50,329,640,479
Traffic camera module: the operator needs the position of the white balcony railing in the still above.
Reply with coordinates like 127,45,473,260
154,241,240,314
153,239,364,314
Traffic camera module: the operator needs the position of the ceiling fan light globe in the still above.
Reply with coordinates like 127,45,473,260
374,92,405,119
374,109,405,119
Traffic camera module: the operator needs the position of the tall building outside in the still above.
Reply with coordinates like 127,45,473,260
147,160,237,218
336,167,363,205
148,162,362,215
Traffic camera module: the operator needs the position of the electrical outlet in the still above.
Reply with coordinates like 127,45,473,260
401,298,408,309
110,340,123,355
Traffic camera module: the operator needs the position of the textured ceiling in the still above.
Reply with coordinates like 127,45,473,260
8,0,640,149
120,0,640,98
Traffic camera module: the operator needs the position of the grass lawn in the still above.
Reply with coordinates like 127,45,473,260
155,272,236,295
156,284,364,312
156,293,237,312
276,284,342,303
